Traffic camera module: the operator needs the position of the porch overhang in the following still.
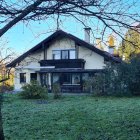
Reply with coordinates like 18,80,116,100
36,68,104,73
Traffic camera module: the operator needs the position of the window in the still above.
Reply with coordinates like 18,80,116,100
52,73,60,84
72,74,80,84
20,73,26,83
59,73,80,85
52,49,76,60
52,50,61,59
30,73,37,81
70,50,76,59
40,73,48,86
64,73,71,84
62,50,69,59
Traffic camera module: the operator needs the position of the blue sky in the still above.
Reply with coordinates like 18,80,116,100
3,17,89,56
3,16,112,57
2,0,140,57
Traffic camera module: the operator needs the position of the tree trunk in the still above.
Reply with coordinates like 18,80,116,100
0,94,4,140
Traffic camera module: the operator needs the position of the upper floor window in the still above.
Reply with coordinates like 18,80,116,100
52,49,76,60
20,73,26,83
62,50,69,59
70,50,76,59
52,50,61,59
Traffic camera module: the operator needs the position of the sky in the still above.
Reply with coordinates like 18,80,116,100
1,0,140,58
2,16,113,58
2,17,89,56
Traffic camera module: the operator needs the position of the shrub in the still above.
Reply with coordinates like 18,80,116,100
0,84,14,93
89,55,140,96
20,81,48,99
127,56,140,95
52,83,61,99
92,73,106,96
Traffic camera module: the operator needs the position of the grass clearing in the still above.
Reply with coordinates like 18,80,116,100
2,94,140,140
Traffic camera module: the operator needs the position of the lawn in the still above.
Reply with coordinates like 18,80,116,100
2,94,140,140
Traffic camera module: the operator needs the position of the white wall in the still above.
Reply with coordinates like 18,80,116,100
47,37,105,69
14,50,43,90
47,37,75,59
14,68,40,91
79,46,106,69
19,50,43,67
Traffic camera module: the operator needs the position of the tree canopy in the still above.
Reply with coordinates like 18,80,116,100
119,28,140,60
0,0,140,38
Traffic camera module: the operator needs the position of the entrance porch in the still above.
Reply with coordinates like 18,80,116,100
38,69,103,93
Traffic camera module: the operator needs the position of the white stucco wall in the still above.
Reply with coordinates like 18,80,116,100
47,37,105,69
14,50,43,90
78,46,106,69
19,50,43,67
14,68,40,91
47,37,75,59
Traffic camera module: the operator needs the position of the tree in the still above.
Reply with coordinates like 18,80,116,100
119,28,140,60
0,39,14,83
0,41,15,140
0,0,139,38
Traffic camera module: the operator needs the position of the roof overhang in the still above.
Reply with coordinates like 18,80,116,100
36,68,104,73
7,30,122,68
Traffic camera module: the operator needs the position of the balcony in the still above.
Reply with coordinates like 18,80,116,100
39,59,85,69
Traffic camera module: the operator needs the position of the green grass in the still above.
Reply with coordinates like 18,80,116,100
2,94,140,140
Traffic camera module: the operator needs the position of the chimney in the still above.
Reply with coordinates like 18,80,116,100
108,35,115,54
108,46,115,54
96,38,103,50
84,27,91,43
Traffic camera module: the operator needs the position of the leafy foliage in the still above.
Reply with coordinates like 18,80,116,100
91,56,140,96
119,29,140,60
52,83,61,99
20,81,48,99
0,84,14,93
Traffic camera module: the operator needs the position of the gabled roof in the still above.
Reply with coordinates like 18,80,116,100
7,30,121,67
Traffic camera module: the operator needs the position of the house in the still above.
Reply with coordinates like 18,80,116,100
7,29,121,92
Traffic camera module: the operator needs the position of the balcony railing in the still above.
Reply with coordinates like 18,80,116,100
39,59,85,69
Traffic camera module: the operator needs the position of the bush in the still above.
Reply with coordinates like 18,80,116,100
89,55,140,96
127,56,140,95
20,81,48,99
92,73,106,96
0,84,14,93
52,83,61,99
83,79,93,93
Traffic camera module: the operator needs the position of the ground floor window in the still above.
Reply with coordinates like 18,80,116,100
40,73,48,86
53,73,59,84
62,73,71,84
52,73,81,85
30,73,37,81
40,72,93,92
20,73,26,83
72,73,80,84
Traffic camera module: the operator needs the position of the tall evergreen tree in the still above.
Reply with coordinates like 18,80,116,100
119,29,140,60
